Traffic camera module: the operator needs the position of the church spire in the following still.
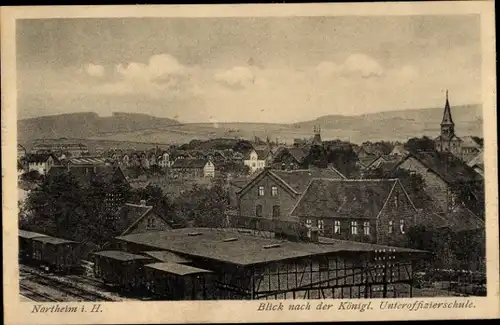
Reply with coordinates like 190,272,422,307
440,90,455,139
441,89,454,126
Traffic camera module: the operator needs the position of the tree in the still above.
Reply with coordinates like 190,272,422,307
21,170,43,182
23,169,132,246
24,172,84,237
372,141,394,155
404,136,436,153
325,145,359,177
232,140,253,153
304,145,328,168
173,183,229,228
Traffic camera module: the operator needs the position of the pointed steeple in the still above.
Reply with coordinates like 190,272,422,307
440,90,455,139
441,90,454,125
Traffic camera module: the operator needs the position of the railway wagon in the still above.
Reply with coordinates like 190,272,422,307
143,262,215,300
93,250,154,292
31,236,81,273
18,230,48,262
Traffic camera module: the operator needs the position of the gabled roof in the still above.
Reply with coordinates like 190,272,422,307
171,158,209,169
255,149,271,160
25,153,56,163
287,147,309,163
237,167,346,197
365,155,404,171
461,136,483,149
390,145,409,155
428,206,485,233
290,179,412,219
358,156,379,168
397,151,481,184
467,150,484,168
114,203,154,236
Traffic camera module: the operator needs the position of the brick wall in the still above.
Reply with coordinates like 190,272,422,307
238,174,300,222
376,182,418,246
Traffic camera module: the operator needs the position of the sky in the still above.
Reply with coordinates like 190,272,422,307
16,15,481,123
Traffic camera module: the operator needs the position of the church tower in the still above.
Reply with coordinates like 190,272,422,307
440,90,455,139
435,90,461,155
312,125,322,145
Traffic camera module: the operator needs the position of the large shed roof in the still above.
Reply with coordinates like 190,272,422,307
116,228,424,267
94,250,153,262
142,251,191,264
145,262,212,276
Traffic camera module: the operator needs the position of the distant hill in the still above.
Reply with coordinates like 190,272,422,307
293,104,483,142
18,104,483,146
18,112,180,142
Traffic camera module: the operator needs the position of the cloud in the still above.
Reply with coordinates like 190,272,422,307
214,66,255,88
19,49,480,123
341,54,384,78
83,63,105,77
116,54,187,82
314,54,384,80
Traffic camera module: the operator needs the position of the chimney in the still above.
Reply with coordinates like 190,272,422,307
140,200,146,206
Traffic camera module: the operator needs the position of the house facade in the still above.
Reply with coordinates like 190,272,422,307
171,158,215,178
158,152,172,168
289,179,419,245
25,154,57,175
394,151,483,216
270,147,309,170
110,201,172,236
243,149,268,174
236,168,346,236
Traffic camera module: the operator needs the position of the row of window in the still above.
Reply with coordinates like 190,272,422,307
305,219,406,235
257,186,278,197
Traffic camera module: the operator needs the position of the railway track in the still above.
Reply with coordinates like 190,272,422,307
20,266,112,302
29,276,110,302
20,284,58,302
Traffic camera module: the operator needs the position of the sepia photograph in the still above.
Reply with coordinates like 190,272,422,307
2,2,498,324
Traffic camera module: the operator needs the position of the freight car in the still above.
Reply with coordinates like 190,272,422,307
18,230,48,263
93,250,154,292
31,236,82,273
143,262,215,300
